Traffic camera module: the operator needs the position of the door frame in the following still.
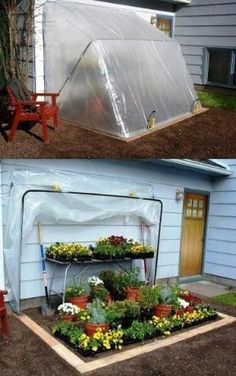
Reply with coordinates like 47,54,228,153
178,189,210,280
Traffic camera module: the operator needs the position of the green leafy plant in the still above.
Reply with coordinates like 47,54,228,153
106,299,140,328
114,267,144,292
52,321,84,346
123,320,156,342
90,286,110,302
138,285,160,309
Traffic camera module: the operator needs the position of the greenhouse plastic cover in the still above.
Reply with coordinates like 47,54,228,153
3,168,161,313
43,1,198,138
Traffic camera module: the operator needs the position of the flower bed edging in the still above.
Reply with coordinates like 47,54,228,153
14,312,236,374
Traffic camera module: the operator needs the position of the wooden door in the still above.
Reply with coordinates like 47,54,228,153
180,193,207,277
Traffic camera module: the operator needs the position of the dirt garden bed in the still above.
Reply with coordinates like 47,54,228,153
1,298,236,376
0,108,236,158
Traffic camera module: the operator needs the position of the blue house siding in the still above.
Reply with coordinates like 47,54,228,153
175,0,236,85
205,160,236,282
1,159,212,299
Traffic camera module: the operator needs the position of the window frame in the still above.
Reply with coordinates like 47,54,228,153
155,14,174,38
205,47,236,89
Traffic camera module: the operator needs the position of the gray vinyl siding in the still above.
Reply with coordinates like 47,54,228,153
205,160,236,281
175,0,236,85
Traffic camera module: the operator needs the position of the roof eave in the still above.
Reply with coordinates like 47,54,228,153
159,159,232,176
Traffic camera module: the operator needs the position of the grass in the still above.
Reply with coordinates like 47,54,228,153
198,91,236,112
213,292,236,307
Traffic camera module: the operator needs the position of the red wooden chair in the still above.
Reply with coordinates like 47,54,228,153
0,290,10,338
6,80,59,144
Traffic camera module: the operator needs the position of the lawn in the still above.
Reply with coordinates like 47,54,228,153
198,91,236,112
214,292,236,308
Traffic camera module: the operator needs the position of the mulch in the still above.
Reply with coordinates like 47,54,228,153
1,299,235,376
0,108,236,158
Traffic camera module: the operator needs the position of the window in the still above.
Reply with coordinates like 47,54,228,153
207,48,236,88
150,16,172,37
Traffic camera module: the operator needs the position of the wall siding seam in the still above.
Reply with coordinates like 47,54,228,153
206,249,236,256
208,227,236,231
207,238,236,243
205,261,236,269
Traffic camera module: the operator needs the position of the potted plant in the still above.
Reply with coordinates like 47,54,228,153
99,270,117,299
138,285,160,319
57,302,80,322
115,267,144,301
88,276,112,303
154,286,175,318
65,284,89,309
92,236,133,260
127,243,155,259
85,298,110,336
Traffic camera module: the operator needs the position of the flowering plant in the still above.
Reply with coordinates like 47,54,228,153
77,308,91,322
65,284,88,299
46,242,92,262
77,328,124,352
88,276,104,287
57,303,80,316
92,236,134,259
178,298,189,309
129,243,154,255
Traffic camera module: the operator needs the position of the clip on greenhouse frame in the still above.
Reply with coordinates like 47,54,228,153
18,190,163,313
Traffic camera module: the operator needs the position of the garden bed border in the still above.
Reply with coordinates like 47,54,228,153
14,311,236,374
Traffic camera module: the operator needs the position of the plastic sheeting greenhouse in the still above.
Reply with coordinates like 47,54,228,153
3,169,162,313
43,1,199,138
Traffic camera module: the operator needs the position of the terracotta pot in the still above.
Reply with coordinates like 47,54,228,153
68,295,89,309
62,315,75,322
176,308,185,316
85,322,110,337
155,304,172,318
107,294,113,304
126,287,141,301
185,306,195,313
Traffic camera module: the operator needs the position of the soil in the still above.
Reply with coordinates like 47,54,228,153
0,108,236,158
1,299,236,375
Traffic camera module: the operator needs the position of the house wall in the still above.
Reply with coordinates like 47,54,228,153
205,160,236,284
0,160,212,299
175,0,236,85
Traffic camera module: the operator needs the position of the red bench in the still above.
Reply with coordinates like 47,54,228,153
6,80,59,144
0,290,10,338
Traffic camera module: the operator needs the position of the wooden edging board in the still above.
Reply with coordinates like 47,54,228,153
15,311,235,374
58,107,208,143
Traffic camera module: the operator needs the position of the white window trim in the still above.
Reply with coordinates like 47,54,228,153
0,160,5,289
34,0,175,92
